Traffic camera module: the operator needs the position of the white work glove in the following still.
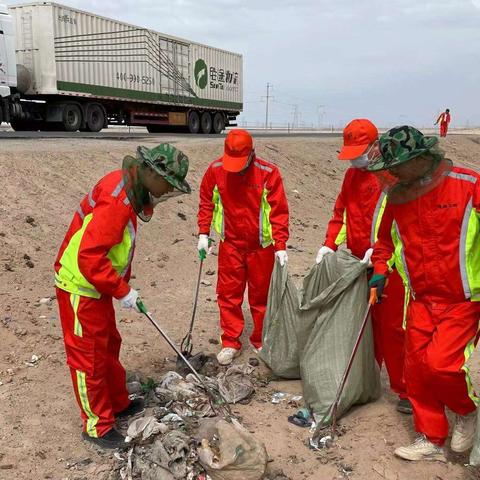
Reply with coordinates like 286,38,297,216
119,288,140,312
360,248,373,267
275,250,288,267
316,246,334,264
197,234,210,255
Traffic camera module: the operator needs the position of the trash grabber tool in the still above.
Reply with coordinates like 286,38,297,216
310,287,378,449
136,298,233,419
180,248,206,357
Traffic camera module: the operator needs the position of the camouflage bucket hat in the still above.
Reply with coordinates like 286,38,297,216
367,125,439,172
137,143,191,194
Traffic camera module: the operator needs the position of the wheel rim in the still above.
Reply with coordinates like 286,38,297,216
67,110,77,126
190,113,200,132
213,114,224,132
202,114,211,132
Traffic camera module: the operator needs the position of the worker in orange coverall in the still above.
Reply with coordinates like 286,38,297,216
197,129,289,366
317,118,410,415
55,144,191,449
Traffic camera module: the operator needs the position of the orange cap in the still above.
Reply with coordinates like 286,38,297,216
222,129,253,172
338,119,378,160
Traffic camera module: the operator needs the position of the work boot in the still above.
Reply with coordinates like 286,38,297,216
82,428,126,449
396,398,413,415
217,347,240,366
451,410,477,453
394,435,446,462
115,398,145,418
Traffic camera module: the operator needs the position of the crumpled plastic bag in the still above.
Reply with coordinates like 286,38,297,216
155,371,216,418
217,364,255,404
156,371,200,401
133,431,192,480
162,431,192,479
126,416,168,442
198,418,268,480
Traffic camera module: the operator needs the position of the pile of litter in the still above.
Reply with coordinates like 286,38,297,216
116,362,268,480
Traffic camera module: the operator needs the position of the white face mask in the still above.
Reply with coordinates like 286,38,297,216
350,153,370,169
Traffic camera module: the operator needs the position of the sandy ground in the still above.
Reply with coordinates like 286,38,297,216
1,134,480,480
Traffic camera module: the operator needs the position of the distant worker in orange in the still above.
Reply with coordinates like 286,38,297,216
435,108,451,137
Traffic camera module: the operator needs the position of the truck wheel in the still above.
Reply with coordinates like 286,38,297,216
200,112,212,134
62,104,82,132
212,113,225,134
86,104,105,132
188,111,200,134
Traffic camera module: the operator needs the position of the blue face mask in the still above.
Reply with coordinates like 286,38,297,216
350,154,370,169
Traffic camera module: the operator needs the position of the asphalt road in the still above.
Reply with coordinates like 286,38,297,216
0,130,342,140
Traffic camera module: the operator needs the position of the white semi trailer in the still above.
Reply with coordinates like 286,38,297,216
0,2,243,133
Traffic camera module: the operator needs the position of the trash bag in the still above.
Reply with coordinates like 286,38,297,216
260,259,302,378
299,250,381,424
198,418,268,480
217,364,255,404
470,411,480,466
126,416,168,442
133,431,191,480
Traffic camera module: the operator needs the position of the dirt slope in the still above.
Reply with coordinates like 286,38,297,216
1,134,479,480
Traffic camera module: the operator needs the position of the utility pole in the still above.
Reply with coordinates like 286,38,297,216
292,105,299,129
317,105,326,129
261,83,273,130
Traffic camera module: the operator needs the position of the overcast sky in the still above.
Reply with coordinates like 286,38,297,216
8,0,480,128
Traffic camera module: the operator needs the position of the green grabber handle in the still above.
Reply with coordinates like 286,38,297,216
136,298,148,315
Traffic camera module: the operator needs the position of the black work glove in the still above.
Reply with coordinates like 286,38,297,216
368,274,387,303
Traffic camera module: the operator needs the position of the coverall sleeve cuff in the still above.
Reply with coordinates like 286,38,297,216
373,263,389,277
323,240,338,251
198,229,210,235
274,242,287,252
113,282,131,300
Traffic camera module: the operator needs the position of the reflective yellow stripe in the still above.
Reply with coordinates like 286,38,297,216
57,214,100,298
461,326,480,407
334,211,347,246
76,370,99,437
401,288,410,330
69,293,82,337
56,212,135,298
259,187,274,248
211,185,224,240
371,193,387,244
463,201,480,301
391,221,412,327
108,219,135,277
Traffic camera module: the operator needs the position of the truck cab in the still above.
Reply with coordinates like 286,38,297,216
0,4,17,124
0,4,17,96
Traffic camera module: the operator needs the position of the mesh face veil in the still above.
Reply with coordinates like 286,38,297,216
122,144,191,222
367,126,451,204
